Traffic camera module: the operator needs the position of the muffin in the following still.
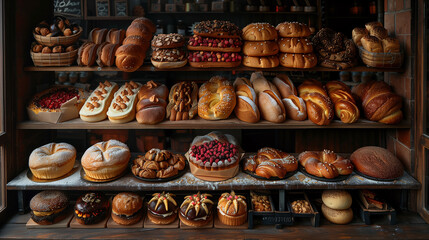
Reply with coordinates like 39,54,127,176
179,192,214,227
147,192,178,224
111,192,143,225
74,193,109,225
217,190,247,226
30,191,69,225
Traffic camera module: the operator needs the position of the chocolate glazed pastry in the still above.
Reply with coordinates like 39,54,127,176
74,193,109,225
179,192,214,227
147,192,178,224
193,20,242,38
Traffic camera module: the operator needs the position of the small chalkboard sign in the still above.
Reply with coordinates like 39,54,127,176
54,0,82,17
114,0,128,16
96,0,110,17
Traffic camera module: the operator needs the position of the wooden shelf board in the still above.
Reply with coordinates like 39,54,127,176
23,65,404,73
16,118,411,130
7,167,420,191
147,11,318,15
85,16,137,20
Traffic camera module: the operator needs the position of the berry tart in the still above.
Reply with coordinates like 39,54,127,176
187,131,242,181
217,190,247,226
147,192,178,224
179,192,214,227
188,20,242,68
27,86,87,123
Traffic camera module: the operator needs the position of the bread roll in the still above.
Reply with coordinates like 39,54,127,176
29,143,76,179
242,23,278,41
111,192,143,225
106,28,126,44
81,139,131,179
242,55,279,68
115,44,145,72
272,74,297,98
361,35,383,53
278,37,313,53
234,84,260,123
89,28,107,44
258,90,286,123
321,204,353,224
369,26,388,40
123,35,150,52
138,81,169,100
279,52,317,68
233,77,252,87
250,71,281,97
126,21,153,40
365,21,383,32
276,22,311,38
136,95,167,124
282,95,307,121
352,28,368,46
322,190,352,210
132,17,156,34
382,37,400,53
97,42,119,67
77,42,100,67
242,41,279,56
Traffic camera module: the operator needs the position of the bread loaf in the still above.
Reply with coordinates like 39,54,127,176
258,90,286,123
97,42,119,67
325,81,360,123
365,21,383,32
282,95,307,121
369,26,388,40
89,28,108,44
242,55,279,68
106,28,126,44
29,143,76,179
298,150,353,178
242,41,279,56
279,53,317,68
250,72,281,97
352,27,368,46
298,80,334,126
115,44,145,72
272,74,297,98
136,81,169,124
242,23,278,41
234,83,260,123
382,37,400,53
361,35,383,53
278,37,313,53
198,76,236,120
276,22,311,38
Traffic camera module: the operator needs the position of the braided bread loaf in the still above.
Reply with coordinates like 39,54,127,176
131,149,186,179
325,81,360,123
166,81,198,121
298,80,334,125
352,80,403,124
298,150,353,179
243,147,298,179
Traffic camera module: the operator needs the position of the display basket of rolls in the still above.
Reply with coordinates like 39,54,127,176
33,26,83,47
358,46,403,68
30,46,78,66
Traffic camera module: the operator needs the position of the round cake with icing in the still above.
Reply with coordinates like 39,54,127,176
179,192,214,227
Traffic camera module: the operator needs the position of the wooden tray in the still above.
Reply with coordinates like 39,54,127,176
357,193,396,225
69,215,109,228
26,209,74,228
106,214,144,228
286,192,320,227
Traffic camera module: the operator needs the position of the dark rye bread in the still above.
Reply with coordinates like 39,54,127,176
30,191,69,212
350,146,404,179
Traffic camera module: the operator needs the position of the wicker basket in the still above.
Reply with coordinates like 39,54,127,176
30,49,78,66
33,27,83,47
358,46,403,68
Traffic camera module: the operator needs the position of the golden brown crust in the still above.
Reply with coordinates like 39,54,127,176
365,21,383,32
198,77,236,120
106,28,126,44
112,192,143,216
369,26,388,40
278,37,313,53
89,28,107,44
242,41,279,56
138,81,169,100
166,82,199,121
77,42,100,66
29,143,76,179
276,22,311,38
123,35,150,51
298,150,354,178
258,90,286,123
282,95,307,121
279,52,317,68
132,17,156,34
97,43,119,67
382,37,400,53
135,96,167,124
352,27,369,46
242,55,279,68
115,44,145,72
242,23,277,41
272,73,297,98
325,81,360,123
361,35,383,53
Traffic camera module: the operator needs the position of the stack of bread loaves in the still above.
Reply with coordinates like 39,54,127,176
276,22,317,69
151,33,187,69
321,190,353,224
188,20,242,68
241,23,279,68
78,28,125,67
115,17,155,72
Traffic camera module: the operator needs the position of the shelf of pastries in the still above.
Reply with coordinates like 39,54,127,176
17,117,411,130
7,164,420,191
23,65,404,73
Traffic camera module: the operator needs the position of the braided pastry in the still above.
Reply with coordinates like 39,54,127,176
243,147,297,179
325,81,360,123
166,81,198,121
298,80,334,125
131,149,185,179
298,150,353,179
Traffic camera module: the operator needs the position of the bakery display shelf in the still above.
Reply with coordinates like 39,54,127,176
7,167,420,191
23,65,404,73
16,118,411,130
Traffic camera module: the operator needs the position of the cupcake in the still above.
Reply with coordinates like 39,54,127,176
217,190,247,226
179,192,214,227
74,193,109,225
147,192,178,224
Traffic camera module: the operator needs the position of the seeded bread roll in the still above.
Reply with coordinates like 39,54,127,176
242,41,279,56
382,37,400,53
361,35,383,53
369,26,388,40
365,21,383,33
352,28,368,46
279,52,317,68
242,23,278,41
276,22,311,38
242,55,279,68
278,37,313,53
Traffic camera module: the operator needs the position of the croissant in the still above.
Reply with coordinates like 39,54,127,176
243,155,258,172
255,160,287,179
325,81,360,123
298,80,334,125
298,150,354,179
156,166,178,178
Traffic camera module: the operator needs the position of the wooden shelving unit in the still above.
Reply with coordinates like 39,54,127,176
17,118,411,130
24,65,404,72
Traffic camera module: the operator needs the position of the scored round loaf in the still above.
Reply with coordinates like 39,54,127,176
242,55,279,68
242,41,279,56
350,146,404,179
278,37,313,53
29,142,76,180
276,22,312,38
242,23,278,41
322,190,352,210
81,139,131,179
279,52,317,68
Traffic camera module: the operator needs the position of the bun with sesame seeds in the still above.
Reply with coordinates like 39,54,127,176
242,41,279,56
278,37,313,54
242,23,278,41
279,52,317,68
242,55,279,68
276,22,312,38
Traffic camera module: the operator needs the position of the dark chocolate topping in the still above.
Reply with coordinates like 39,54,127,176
75,193,109,214
194,20,241,36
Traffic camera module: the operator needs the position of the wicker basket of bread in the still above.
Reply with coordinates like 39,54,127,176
358,46,403,68
33,26,82,47
30,44,78,66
